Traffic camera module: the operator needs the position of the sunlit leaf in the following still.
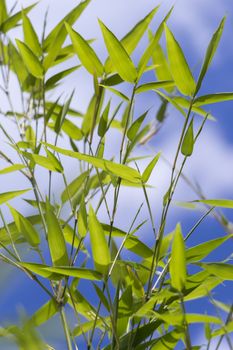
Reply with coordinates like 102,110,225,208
142,152,161,183
0,164,26,175
164,24,196,96
0,189,30,205
16,39,43,79
127,110,148,141
199,263,233,281
22,12,42,56
135,81,174,94
181,118,194,156
170,223,186,292
30,299,59,327
46,201,69,266
0,3,36,33
194,93,233,107
99,20,137,82
89,205,111,274
192,199,233,208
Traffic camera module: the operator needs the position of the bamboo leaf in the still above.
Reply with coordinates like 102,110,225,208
88,205,111,274
164,24,196,96
0,1,7,25
99,20,137,83
98,100,110,137
0,3,36,33
142,152,161,183
0,189,30,205
60,119,83,140
150,330,181,350
0,164,26,175
45,66,81,90
45,143,142,184
30,299,59,327
186,235,233,263
181,118,194,156
46,202,69,266
100,85,129,101
196,17,226,93
193,93,233,107
23,152,63,172
135,81,174,94
212,321,233,338
8,205,40,247
16,39,43,79
127,110,148,141
199,263,233,281
105,6,159,73
22,12,42,56
65,23,104,76
43,0,91,51
61,171,88,203
78,196,88,238
192,199,233,208
170,223,186,292
20,262,102,280
93,283,110,311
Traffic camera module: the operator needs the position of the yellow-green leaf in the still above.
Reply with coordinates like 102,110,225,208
23,152,63,173
46,202,69,266
89,205,111,274
199,263,233,281
16,39,43,79
30,299,59,327
0,164,26,175
135,81,174,94
1,3,36,33
193,199,233,208
142,152,161,183
65,23,104,76
181,118,194,156
8,205,40,247
170,223,186,292
164,24,196,96
22,12,42,56
78,196,88,238
193,93,233,107
0,189,30,205
99,20,137,83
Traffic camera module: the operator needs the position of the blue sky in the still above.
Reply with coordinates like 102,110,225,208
0,0,233,349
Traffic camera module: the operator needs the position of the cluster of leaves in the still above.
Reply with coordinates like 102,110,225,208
0,1,232,349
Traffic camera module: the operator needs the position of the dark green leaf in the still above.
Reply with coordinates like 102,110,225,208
181,118,194,156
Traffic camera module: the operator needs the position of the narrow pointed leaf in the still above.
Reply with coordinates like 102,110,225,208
23,152,63,172
142,152,161,183
194,93,233,107
193,199,233,208
30,299,59,327
105,6,159,73
98,100,110,137
127,110,148,141
135,81,174,94
199,263,233,280
46,202,69,266
0,189,30,205
45,65,80,90
89,205,111,274
196,17,226,93
22,12,42,56
181,118,194,156
16,39,43,79
45,143,142,183
170,223,186,292
99,20,137,82
61,171,88,203
164,24,196,96
0,164,26,175
78,196,88,238
8,205,40,247
65,23,104,76
0,1,7,25
100,85,129,101
1,4,36,33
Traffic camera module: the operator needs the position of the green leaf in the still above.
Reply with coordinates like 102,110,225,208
22,12,42,57
45,143,142,184
212,321,233,338
154,311,221,325
193,93,233,107
93,283,110,312
30,299,59,327
142,152,161,183
54,91,75,133
192,199,233,208
135,81,174,94
60,119,83,140
46,202,69,266
127,110,148,141
20,262,102,280
65,23,104,76
0,3,36,33
150,330,181,350
43,0,91,51
164,24,196,96
170,223,186,292
104,6,159,73
45,66,80,90
173,96,215,120
0,164,26,175
0,189,30,205
98,100,110,137
196,17,226,93
99,20,137,82
8,205,40,247
0,1,7,25
137,7,173,78
61,171,88,203
100,85,129,101
181,118,194,156
23,152,63,172
88,205,111,274
16,39,43,79
199,263,233,281
186,235,233,263
78,196,88,238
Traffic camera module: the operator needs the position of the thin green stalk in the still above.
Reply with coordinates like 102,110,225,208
60,307,73,350
181,296,192,350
